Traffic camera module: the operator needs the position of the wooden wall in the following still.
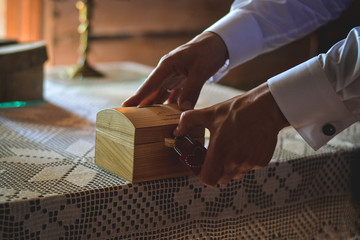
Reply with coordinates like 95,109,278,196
6,0,42,42
5,0,360,90
40,0,316,90
42,0,233,67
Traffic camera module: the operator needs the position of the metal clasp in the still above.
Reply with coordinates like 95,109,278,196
173,135,194,156
173,135,206,174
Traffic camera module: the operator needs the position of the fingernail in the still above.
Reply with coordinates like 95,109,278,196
180,101,193,110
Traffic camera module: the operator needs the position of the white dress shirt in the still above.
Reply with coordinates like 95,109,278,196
206,0,359,150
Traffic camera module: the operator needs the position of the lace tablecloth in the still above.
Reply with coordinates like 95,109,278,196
1,63,360,239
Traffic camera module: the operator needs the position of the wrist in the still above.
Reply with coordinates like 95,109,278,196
191,31,229,65
251,83,290,131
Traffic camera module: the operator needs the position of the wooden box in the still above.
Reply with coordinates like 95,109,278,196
95,104,204,183
0,41,48,103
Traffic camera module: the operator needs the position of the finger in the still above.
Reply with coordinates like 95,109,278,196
232,163,251,179
122,63,172,107
218,162,248,183
138,88,169,107
158,90,172,104
217,175,233,185
199,134,224,186
167,88,181,104
153,88,172,105
173,109,210,137
178,75,205,111
232,172,247,180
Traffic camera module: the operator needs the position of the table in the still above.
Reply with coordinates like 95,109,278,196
1,62,360,239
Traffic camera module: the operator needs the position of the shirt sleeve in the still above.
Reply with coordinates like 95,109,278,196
268,27,360,150
206,0,351,81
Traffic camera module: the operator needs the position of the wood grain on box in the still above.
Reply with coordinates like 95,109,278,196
95,104,204,183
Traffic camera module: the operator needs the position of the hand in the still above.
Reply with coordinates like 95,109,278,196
122,31,228,110
174,83,289,186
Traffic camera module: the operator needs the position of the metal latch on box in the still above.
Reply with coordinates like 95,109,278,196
164,135,206,176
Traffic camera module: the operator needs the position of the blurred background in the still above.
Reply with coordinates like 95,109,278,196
0,0,359,90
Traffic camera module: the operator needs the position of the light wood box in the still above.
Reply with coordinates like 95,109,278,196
95,104,204,183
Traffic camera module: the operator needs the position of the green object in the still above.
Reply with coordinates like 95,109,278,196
0,100,45,108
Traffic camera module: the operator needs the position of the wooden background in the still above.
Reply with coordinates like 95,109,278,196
4,0,360,90
41,0,233,67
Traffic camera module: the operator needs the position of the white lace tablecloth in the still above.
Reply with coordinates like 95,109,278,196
0,62,360,239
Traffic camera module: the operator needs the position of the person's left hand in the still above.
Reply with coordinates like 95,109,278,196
173,83,289,186
122,32,228,111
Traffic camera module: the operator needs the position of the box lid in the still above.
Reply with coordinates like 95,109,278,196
0,41,47,72
96,104,203,146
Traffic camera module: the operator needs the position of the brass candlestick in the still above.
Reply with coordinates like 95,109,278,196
70,0,104,79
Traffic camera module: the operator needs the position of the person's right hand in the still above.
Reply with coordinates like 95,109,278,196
122,31,228,111
173,83,290,186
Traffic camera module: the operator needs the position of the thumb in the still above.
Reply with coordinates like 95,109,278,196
173,109,208,137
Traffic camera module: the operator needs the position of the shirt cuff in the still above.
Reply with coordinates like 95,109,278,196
205,8,263,70
268,56,358,150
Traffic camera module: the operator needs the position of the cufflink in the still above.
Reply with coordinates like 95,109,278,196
322,123,336,136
